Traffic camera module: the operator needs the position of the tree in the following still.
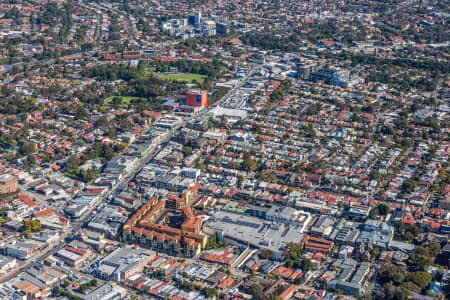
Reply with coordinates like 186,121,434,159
407,247,434,272
25,155,36,168
427,242,441,257
374,282,410,300
183,146,193,156
302,258,313,272
443,274,450,298
369,204,390,218
259,249,273,259
283,242,304,268
112,96,122,109
205,233,223,249
20,142,36,155
24,219,42,232
23,219,42,238
78,279,97,294
395,221,424,241
295,276,306,284
378,263,407,285
89,279,97,287
203,287,218,298
52,286,61,296
406,271,432,290
378,204,390,215
399,281,421,294
370,247,380,260
242,158,257,171
249,284,264,300
79,284,89,293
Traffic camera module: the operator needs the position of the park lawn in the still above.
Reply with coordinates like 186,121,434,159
160,73,207,83
143,66,155,77
104,96,143,105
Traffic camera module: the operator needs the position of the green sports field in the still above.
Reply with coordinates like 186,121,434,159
104,96,143,105
160,73,207,83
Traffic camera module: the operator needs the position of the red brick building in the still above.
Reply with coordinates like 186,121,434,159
0,174,18,194
300,235,334,255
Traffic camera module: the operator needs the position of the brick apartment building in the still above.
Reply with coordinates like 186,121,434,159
0,174,18,194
